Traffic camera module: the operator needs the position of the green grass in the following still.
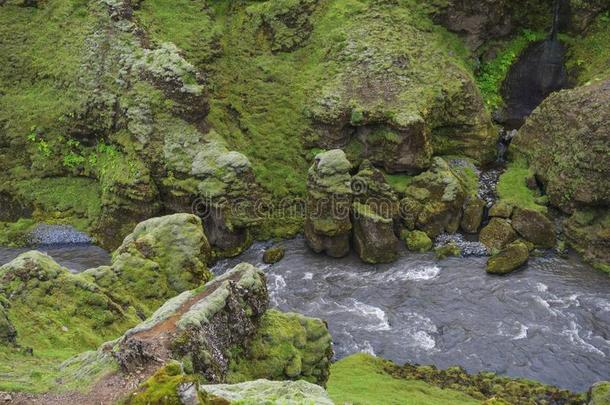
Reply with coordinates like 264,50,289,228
384,172,414,194
496,161,546,213
0,219,37,247
476,30,546,110
327,353,479,405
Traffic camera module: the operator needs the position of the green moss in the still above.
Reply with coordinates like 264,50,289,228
327,353,479,405
227,309,332,386
125,362,201,405
401,230,432,252
384,172,413,194
496,161,547,213
563,12,610,85
434,242,462,259
0,219,38,247
476,30,546,110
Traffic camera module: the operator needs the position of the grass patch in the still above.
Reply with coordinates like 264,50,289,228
0,219,37,247
497,161,546,213
383,172,413,194
327,353,478,405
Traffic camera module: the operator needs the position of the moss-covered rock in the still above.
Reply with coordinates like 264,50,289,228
304,150,353,258
461,197,486,233
563,209,610,273
263,245,285,264
511,208,555,249
401,230,433,253
90,213,213,313
200,379,334,405
486,241,529,275
479,218,518,251
489,201,514,219
308,3,495,169
401,158,467,238
435,241,462,259
114,262,268,382
588,381,610,405
511,80,610,213
0,302,17,345
351,161,400,264
227,309,332,386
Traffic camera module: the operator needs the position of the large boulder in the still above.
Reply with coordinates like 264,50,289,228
351,161,400,264
304,150,353,258
511,208,555,248
486,241,529,275
511,80,610,212
479,218,518,251
400,158,467,238
461,196,486,233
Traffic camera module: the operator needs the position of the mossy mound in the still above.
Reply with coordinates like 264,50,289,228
227,309,332,386
588,381,610,405
401,230,433,253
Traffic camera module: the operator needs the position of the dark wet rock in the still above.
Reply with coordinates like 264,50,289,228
262,246,285,264
304,150,353,258
486,241,529,275
461,197,485,234
489,201,514,218
501,38,568,129
511,208,555,248
351,161,400,264
479,218,517,251
402,230,433,253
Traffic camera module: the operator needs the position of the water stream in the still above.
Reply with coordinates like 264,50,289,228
213,238,610,392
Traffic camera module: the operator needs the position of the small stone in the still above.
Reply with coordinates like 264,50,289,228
61,326,69,332
263,246,285,264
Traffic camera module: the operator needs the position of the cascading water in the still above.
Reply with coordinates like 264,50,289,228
499,0,569,129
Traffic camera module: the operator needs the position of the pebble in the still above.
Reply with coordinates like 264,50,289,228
28,224,92,245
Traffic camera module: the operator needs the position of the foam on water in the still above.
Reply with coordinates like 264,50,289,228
385,265,441,282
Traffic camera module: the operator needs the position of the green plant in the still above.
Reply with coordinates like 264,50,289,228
476,30,545,110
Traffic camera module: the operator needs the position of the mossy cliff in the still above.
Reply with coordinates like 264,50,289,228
511,80,610,271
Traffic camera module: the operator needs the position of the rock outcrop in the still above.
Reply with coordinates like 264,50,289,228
351,161,400,264
480,218,517,251
113,263,333,385
512,80,610,212
512,80,609,267
304,150,353,258
511,208,555,248
308,3,495,169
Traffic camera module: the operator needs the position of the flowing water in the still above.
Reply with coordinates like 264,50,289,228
0,245,111,273
213,237,610,392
